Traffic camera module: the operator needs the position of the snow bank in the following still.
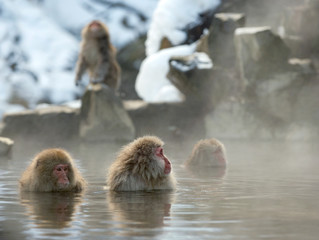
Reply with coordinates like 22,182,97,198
145,0,220,56
135,43,197,102
136,0,218,103
40,0,158,48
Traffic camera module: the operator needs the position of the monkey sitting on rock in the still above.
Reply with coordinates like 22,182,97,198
75,20,121,90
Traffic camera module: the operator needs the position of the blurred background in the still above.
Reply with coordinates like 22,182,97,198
0,0,318,140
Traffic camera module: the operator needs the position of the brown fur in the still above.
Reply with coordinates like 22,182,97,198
185,138,227,167
107,136,176,191
19,148,86,192
75,20,121,90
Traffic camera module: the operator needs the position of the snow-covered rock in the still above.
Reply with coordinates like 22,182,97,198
0,137,14,157
145,0,221,56
135,43,197,102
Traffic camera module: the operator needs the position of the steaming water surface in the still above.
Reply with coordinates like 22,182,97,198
1,140,319,239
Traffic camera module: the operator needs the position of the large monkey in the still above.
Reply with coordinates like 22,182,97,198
75,20,121,90
107,136,176,191
19,148,86,192
185,138,227,167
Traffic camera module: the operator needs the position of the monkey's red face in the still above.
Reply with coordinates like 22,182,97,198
155,147,171,174
213,149,226,167
89,22,101,32
53,164,70,188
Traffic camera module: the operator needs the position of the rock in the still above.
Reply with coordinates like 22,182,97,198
234,27,290,86
281,1,319,57
125,100,206,140
0,137,14,157
167,52,236,111
209,13,246,67
294,79,319,125
167,52,213,106
80,84,135,141
254,72,306,122
288,58,316,76
0,106,79,141
117,35,146,100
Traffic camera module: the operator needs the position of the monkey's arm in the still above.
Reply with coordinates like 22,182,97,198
75,57,88,86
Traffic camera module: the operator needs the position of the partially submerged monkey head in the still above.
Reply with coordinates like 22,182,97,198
107,136,176,191
186,138,227,167
20,148,86,192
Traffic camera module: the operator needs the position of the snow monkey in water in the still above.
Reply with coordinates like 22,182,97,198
19,148,86,192
75,20,121,90
107,136,177,191
185,138,227,167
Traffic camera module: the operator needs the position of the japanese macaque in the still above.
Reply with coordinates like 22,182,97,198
107,136,176,191
75,20,121,90
19,148,86,192
185,138,227,167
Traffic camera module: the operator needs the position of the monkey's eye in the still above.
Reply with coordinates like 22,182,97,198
57,168,62,171
155,147,164,157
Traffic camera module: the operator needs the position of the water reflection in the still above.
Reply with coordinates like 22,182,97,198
107,191,174,236
20,192,83,228
184,165,227,179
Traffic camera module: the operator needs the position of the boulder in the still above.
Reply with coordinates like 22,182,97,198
294,79,319,125
80,84,135,141
254,72,306,123
209,13,246,67
167,53,234,111
281,1,319,57
234,27,290,86
117,35,146,100
0,137,14,157
124,100,206,140
1,106,79,141
288,58,316,76
167,52,213,105
245,57,317,125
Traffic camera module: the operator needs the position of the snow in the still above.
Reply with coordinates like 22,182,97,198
145,0,221,56
0,0,81,118
39,0,158,48
135,43,197,102
170,52,213,72
136,0,218,103
235,26,271,35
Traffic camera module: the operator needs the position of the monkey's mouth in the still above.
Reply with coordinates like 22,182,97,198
164,168,171,174
57,182,70,189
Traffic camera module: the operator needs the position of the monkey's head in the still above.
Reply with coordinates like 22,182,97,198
120,136,172,180
188,139,227,167
34,149,76,191
83,20,109,39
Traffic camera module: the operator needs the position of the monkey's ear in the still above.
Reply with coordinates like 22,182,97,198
35,160,40,168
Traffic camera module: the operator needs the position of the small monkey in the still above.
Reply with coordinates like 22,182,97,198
107,136,176,191
19,148,86,192
185,138,227,167
75,20,121,90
